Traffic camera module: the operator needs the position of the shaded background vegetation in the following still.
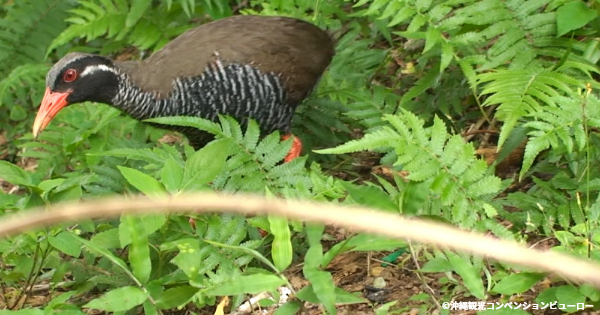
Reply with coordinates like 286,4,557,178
2,0,600,314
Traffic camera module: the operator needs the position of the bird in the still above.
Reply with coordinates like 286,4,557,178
33,15,335,162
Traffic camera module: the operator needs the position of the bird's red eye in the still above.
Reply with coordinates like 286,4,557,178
63,69,77,82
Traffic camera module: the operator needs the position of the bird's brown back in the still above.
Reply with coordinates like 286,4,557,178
119,15,334,104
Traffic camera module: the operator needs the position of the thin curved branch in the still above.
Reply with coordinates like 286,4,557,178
1,192,599,287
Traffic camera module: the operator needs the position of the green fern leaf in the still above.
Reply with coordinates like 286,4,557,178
126,0,152,27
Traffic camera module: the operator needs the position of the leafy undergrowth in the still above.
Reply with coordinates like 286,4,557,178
3,0,600,314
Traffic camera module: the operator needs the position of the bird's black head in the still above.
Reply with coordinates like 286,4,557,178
33,52,120,137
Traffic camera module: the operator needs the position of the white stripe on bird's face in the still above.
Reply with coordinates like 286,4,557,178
81,64,119,77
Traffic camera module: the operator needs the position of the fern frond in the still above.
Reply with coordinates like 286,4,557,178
478,69,584,148
520,93,600,179
319,111,501,227
48,0,193,53
146,116,223,136
0,0,73,71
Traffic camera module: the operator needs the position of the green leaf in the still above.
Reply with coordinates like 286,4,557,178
84,286,148,312
445,251,485,299
10,105,27,121
556,1,597,36
126,0,152,27
322,233,406,267
342,182,397,212
124,215,152,284
48,232,81,257
155,286,199,310
376,301,398,315
202,239,276,273
580,283,600,302
420,257,453,273
118,166,165,197
303,269,336,314
75,236,134,279
49,185,82,203
90,228,121,249
555,285,586,313
491,272,544,295
119,214,166,247
204,274,285,296
0,161,34,187
45,291,79,310
269,215,292,272
161,158,183,193
440,42,453,73
145,116,222,136
144,300,158,315
273,301,302,315
182,139,230,190
170,240,203,279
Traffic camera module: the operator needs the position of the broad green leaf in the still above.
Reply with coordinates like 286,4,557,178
38,178,65,196
45,291,78,310
445,251,485,299
161,158,183,193
269,214,292,272
126,0,152,27
491,272,544,295
342,182,397,212
170,240,203,279
580,283,600,302
0,161,34,186
205,274,285,296
304,244,323,270
202,239,275,273
124,216,151,284
49,185,82,203
303,269,336,314
273,301,302,315
376,301,398,315
90,228,121,249
306,223,324,247
323,234,406,267
75,236,134,280
118,166,165,197
143,300,158,315
48,232,81,257
555,285,586,313
119,214,166,246
536,287,558,305
182,139,230,190
420,257,453,273
155,286,199,310
84,286,148,312
556,1,597,36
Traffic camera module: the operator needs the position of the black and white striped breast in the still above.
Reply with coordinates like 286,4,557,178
113,56,294,135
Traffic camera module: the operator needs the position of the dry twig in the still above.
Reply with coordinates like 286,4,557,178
0,193,599,287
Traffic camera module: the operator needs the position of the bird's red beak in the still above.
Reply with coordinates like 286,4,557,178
33,88,71,138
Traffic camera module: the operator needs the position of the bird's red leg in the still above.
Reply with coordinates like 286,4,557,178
281,134,303,163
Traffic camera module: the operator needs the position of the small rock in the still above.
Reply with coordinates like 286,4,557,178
371,266,385,277
373,277,386,289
